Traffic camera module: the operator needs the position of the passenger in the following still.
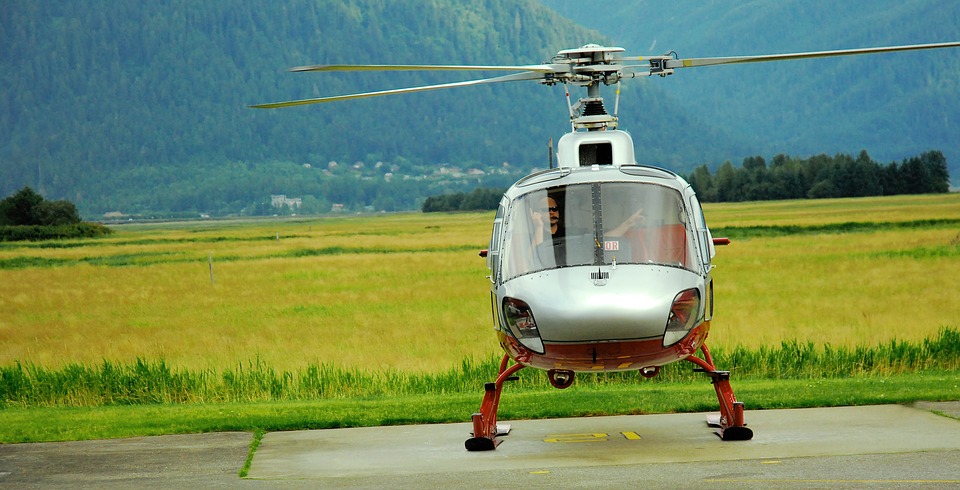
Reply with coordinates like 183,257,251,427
606,208,645,236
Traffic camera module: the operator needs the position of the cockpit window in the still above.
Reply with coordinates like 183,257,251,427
501,182,698,281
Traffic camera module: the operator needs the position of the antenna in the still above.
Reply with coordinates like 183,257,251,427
548,138,554,169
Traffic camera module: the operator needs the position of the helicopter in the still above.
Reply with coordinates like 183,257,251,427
252,40,960,450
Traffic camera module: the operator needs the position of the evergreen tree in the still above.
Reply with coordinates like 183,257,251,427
37,200,82,226
922,150,950,193
0,187,45,225
685,150,948,203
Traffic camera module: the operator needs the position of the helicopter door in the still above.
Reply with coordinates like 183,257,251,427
487,199,506,281
688,195,715,269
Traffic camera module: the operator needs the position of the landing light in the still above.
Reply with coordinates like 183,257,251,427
663,288,701,347
503,297,545,354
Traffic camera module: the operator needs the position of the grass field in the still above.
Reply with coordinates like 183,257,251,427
1,213,494,371
707,194,960,349
2,194,958,372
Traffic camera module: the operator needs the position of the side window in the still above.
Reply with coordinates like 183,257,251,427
488,201,505,282
689,196,713,268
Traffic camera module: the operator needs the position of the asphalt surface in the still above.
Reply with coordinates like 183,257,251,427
2,402,959,489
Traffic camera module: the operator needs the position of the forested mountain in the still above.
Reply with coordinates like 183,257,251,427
543,0,960,185
2,1,957,218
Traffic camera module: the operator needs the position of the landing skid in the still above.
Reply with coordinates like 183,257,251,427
465,424,512,451
687,343,754,441
706,413,753,441
465,354,524,451
466,343,753,450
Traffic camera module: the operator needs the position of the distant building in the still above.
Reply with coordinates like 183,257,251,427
271,194,302,209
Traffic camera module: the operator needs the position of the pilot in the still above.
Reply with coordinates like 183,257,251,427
530,195,566,267
532,196,561,245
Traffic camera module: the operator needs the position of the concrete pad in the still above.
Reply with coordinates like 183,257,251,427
0,431,253,489
247,404,960,482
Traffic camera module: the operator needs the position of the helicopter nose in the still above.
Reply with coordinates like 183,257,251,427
504,266,703,344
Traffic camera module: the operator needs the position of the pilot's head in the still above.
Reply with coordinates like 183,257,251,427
545,196,559,235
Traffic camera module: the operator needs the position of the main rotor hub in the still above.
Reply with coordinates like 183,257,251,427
554,44,625,65
548,45,627,131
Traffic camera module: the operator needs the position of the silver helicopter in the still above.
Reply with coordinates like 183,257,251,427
253,40,960,450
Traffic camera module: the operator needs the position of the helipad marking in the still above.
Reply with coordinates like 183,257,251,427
544,431,642,443
544,433,607,443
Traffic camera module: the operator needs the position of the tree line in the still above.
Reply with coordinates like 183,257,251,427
684,150,949,202
421,187,505,213
423,150,951,212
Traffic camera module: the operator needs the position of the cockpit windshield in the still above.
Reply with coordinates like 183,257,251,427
501,182,698,280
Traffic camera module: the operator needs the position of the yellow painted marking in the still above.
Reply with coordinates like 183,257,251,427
543,432,643,443
683,60,693,67
617,362,632,369
530,470,551,475
544,433,608,443
761,460,782,465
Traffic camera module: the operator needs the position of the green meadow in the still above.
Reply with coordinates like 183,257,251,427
1,193,959,443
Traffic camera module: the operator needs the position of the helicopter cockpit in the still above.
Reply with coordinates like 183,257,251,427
500,180,699,282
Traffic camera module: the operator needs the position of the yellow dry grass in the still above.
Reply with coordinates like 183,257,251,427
709,227,960,349
1,195,958,372
0,213,496,372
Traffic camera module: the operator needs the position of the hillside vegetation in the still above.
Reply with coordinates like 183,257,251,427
544,0,960,179
2,1,957,218
1,1,614,216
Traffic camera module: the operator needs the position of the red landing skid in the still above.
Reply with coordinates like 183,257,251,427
464,344,753,451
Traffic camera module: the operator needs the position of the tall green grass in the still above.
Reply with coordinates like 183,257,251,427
714,217,960,239
3,328,957,408
0,244,482,270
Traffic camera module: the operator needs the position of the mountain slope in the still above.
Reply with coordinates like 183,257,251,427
0,0,756,215
541,0,960,183
5,1,956,217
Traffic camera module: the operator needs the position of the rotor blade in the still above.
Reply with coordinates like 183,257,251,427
291,63,563,73
250,70,547,109
664,41,960,69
